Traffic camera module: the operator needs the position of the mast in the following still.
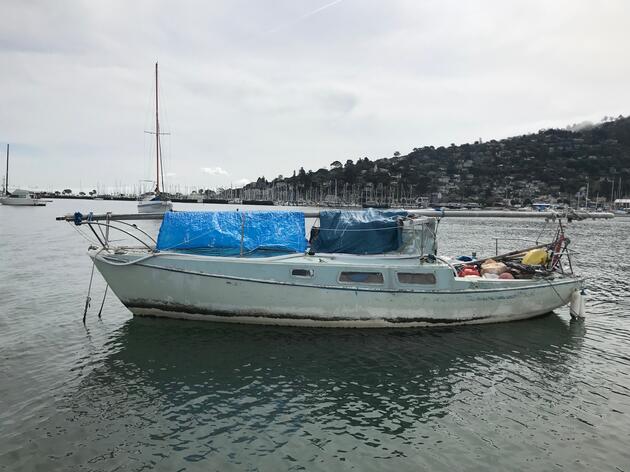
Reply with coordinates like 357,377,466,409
4,144,8,196
585,179,589,209
155,62,160,193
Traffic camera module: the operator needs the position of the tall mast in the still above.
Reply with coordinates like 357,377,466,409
155,62,160,193
4,144,8,196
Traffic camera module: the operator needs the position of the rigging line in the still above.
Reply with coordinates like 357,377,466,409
96,221,107,245
143,69,156,185
97,285,108,319
534,218,550,244
159,133,165,193
545,278,570,305
107,220,157,244
83,259,96,324
68,221,100,246
81,222,154,250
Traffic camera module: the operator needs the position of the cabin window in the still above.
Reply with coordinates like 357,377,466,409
292,269,314,278
339,271,384,284
397,272,436,285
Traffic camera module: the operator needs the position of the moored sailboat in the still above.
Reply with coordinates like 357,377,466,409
0,144,47,206
58,209,585,327
138,62,172,214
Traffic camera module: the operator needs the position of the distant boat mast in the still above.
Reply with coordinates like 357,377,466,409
155,62,162,193
4,144,8,196
145,62,167,194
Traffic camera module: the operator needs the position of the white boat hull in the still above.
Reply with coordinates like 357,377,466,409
0,197,46,206
137,200,173,213
92,251,582,327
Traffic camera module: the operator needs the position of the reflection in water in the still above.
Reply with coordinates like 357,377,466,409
42,315,586,470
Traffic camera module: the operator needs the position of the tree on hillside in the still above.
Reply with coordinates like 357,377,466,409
241,116,630,204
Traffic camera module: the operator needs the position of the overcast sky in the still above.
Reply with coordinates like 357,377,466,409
1,0,628,193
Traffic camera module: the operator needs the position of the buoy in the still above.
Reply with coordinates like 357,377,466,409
570,289,586,319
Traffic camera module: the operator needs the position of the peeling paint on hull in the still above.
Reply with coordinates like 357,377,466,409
124,299,500,327
126,305,551,328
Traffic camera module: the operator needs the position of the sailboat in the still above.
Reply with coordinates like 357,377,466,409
137,62,173,214
59,208,585,327
0,144,47,206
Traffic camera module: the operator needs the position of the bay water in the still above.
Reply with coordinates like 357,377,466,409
1,201,629,471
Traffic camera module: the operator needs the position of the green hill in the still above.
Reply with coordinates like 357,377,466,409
244,115,630,206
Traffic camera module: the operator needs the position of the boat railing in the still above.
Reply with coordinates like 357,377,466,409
56,211,577,273
60,212,157,251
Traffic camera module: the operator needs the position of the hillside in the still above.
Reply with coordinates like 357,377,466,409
242,115,630,206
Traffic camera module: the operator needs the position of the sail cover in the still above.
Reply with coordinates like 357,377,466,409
156,211,307,253
311,209,408,254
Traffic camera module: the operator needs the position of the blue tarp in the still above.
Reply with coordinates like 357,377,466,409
311,209,408,254
156,211,307,253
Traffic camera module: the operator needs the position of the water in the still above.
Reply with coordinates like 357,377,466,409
1,200,629,471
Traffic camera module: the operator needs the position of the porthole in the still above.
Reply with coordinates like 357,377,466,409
397,272,436,285
339,271,384,284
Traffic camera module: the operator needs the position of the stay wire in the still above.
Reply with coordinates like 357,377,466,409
97,285,108,319
83,259,96,324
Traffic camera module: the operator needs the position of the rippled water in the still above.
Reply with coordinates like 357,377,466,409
1,201,629,471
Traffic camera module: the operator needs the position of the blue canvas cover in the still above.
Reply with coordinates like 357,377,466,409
311,209,408,254
156,211,307,253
